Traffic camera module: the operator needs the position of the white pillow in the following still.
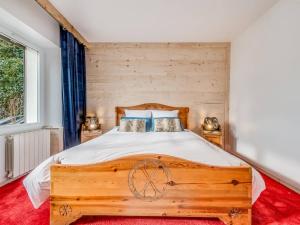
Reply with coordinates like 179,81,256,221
125,109,152,118
151,110,179,118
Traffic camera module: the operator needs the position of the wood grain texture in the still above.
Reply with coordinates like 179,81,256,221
116,103,189,129
50,154,252,225
35,0,90,47
86,43,230,146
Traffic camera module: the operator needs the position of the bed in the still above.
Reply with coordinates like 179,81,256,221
23,103,265,225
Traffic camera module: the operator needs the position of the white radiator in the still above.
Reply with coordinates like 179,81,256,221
5,129,50,179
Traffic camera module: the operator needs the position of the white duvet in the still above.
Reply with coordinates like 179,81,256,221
23,128,265,209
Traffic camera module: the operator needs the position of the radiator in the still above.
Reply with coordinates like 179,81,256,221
5,129,50,179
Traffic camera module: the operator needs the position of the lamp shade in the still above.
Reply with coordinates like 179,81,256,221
203,117,220,131
85,116,100,131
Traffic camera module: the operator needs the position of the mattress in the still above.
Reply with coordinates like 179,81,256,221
23,127,265,209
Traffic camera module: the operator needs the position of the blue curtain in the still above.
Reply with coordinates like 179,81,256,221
60,26,86,149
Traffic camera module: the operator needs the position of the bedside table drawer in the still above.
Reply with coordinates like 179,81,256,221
205,136,220,144
201,130,223,148
81,130,102,143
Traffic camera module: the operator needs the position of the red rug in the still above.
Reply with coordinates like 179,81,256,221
0,173,300,225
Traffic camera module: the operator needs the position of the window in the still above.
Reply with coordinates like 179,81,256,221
0,34,39,126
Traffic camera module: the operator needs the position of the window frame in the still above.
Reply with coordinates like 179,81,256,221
0,29,41,129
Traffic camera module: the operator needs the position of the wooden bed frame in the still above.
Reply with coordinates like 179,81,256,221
115,103,189,129
50,103,252,225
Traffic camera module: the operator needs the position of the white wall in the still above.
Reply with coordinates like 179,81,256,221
0,0,62,183
230,0,300,189
0,0,59,47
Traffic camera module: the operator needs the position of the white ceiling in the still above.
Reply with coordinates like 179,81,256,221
49,0,278,43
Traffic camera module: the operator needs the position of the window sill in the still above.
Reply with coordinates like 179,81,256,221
0,123,43,136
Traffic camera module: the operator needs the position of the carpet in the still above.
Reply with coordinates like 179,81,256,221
0,173,299,225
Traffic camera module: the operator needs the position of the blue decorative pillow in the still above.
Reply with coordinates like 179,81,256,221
121,117,152,132
152,117,183,132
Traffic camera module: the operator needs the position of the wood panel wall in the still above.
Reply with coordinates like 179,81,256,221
86,43,230,146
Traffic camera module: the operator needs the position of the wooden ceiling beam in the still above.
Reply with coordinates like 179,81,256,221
35,0,91,48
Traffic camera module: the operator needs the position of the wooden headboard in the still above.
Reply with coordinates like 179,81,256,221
115,103,189,129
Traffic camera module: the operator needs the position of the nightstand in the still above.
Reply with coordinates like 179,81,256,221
200,129,223,148
81,130,102,143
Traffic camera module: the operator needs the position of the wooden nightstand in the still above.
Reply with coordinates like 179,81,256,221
200,129,223,148
81,130,102,143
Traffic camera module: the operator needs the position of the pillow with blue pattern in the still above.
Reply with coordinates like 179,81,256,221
152,117,183,132
119,118,146,132
120,117,152,132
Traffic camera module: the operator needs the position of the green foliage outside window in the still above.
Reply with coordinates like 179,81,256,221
0,35,25,125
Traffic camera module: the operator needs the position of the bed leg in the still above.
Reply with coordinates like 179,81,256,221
219,209,251,225
50,214,81,225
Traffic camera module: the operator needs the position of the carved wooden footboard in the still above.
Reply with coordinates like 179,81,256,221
50,154,252,225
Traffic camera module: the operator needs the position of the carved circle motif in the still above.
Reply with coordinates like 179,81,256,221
128,159,171,201
59,205,72,216
228,208,241,218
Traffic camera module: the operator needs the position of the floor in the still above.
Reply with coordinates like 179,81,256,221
0,173,299,225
